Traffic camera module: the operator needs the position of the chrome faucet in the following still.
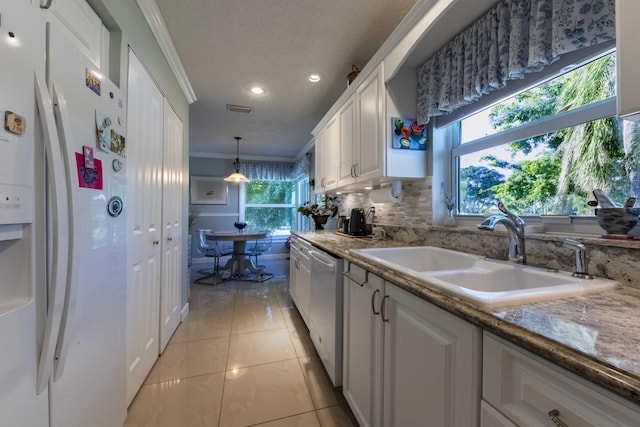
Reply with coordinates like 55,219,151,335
477,202,527,264
562,238,593,279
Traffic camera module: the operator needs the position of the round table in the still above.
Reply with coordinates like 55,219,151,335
207,230,268,277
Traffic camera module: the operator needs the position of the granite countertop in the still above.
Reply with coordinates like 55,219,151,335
293,231,640,405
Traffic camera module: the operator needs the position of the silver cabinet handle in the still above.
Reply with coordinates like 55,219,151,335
371,289,380,315
153,240,159,245
40,0,53,9
167,237,173,242
548,409,569,427
354,163,359,177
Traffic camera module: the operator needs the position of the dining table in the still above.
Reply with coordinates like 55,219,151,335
207,230,269,278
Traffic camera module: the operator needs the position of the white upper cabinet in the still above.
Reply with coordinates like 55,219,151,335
314,61,426,193
338,95,357,187
616,0,640,121
355,65,385,183
337,63,385,188
315,115,339,193
42,0,108,71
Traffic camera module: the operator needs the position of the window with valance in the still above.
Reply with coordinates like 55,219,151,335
416,0,616,125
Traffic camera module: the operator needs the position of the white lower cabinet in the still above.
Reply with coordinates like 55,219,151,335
483,332,640,427
342,263,384,427
289,236,312,326
342,262,482,427
289,244,299,304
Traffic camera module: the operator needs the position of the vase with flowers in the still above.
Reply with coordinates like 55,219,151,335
297,196,338,230
234,221,248,233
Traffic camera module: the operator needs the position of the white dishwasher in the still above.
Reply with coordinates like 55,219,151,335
308,247,343,387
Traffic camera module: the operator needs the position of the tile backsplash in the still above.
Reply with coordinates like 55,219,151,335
339,177,433,228
335,176,640,289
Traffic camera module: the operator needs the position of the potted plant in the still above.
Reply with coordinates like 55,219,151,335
297,196,338,230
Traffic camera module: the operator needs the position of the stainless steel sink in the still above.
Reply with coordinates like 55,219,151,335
349,246,621,308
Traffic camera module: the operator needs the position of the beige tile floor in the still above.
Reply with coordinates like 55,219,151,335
125,260,359,427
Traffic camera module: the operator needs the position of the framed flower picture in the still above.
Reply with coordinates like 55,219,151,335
190,176,228,205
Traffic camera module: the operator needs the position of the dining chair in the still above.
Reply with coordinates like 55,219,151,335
194,229,233,284
248,231,273,268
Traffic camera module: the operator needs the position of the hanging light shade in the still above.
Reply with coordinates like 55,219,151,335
224,136,250,183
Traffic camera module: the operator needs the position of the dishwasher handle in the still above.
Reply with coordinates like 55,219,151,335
308,250,337,271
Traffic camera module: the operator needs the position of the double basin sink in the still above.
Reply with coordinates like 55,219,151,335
349,246,620,308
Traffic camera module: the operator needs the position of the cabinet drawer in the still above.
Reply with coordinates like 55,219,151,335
483,332,640,427
481,400,517,427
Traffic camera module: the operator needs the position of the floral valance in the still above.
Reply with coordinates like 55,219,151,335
238,154,310,182
291,154,310,181
416,0,616,124
239,162,294,181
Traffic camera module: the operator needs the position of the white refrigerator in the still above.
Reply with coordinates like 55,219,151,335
0,1,127,426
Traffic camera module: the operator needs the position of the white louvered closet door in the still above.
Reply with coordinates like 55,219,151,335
159,99,183,352
125,50,163,405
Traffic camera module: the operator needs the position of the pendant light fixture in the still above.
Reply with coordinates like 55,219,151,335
224,137,250,183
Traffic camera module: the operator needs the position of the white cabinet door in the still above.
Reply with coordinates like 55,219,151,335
323,115,340,190
338,96,357,187
355,64,384,181
342,263,384,427
616,0,640,121
159,99,183,352
43,0,107,71
297,248,312,326
314,115,340,193
383,283,481,427
289,249,299,303
126,50,163,405
314,132,324,192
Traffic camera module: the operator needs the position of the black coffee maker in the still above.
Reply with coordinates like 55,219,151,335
348,208,367,236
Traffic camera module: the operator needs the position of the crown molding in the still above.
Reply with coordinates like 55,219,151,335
136,0,197,104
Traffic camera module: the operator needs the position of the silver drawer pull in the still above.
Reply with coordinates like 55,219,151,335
548,409,569,427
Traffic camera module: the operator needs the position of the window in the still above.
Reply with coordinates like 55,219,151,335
451,52,640,218
240,180,297,237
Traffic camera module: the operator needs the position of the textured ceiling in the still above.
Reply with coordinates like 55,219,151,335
155,0,419,161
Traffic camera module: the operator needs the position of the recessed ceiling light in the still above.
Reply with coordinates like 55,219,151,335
308,74,321,83
250,87,264,94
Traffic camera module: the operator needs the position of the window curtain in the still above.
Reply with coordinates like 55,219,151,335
416,0,616,124
237,155,309,181
291,154,310,181
239,162,294,181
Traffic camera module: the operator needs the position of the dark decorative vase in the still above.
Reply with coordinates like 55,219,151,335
312,215,329,230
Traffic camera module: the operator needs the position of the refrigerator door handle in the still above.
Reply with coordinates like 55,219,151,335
34,73,70,395
51,84,79,381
